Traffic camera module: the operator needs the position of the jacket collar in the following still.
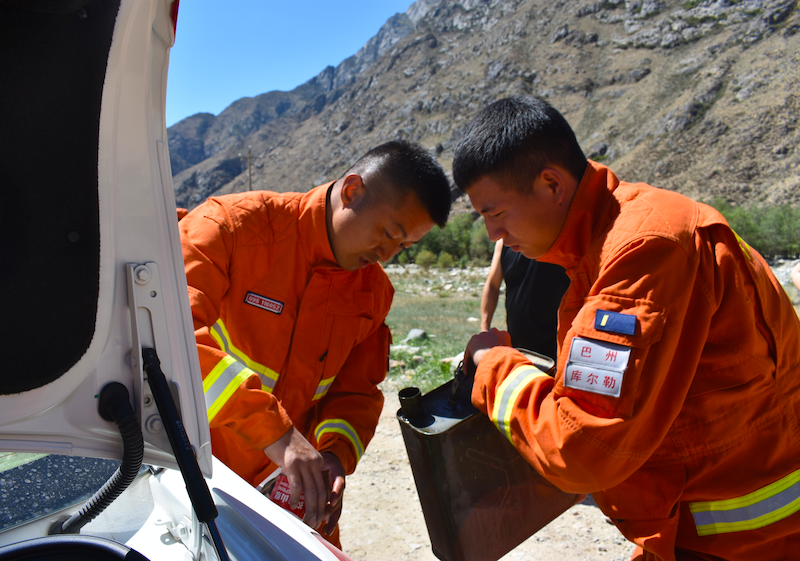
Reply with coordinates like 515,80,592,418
540,160,621,271
298,182,339,268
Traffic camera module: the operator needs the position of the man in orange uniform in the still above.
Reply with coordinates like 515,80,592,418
180,141,452,546
453,97,800,560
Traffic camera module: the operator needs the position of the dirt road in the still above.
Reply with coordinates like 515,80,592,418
340,380,634,561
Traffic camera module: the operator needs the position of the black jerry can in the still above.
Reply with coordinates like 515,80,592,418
397,351,577,561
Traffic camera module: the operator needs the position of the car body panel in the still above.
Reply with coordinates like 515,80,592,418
0,1,352,559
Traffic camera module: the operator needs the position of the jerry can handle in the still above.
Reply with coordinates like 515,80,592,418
447,360,466,409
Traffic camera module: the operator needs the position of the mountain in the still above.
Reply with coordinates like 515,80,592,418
168,0,799,211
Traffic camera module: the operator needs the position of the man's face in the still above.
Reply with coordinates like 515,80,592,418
467,174,566,259
331,191,434,271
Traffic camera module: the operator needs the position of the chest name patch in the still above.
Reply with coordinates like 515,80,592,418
565,337,630,398
244,291,284,315
595,310,637,336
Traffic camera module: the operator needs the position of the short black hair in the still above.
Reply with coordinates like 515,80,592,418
348,140,452,228
452,96,587,193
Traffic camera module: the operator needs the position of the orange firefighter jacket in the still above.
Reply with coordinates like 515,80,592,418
472,161,800,560
180,185,393,487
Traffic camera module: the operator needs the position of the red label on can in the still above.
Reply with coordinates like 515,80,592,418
269,474,305,519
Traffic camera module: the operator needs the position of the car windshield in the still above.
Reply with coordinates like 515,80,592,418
0,453,120,532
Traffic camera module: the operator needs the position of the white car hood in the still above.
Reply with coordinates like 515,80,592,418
0,0,211,476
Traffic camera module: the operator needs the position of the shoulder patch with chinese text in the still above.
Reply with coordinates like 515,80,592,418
565,337,630,398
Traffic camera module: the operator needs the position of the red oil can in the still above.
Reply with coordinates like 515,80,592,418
268,474,306,520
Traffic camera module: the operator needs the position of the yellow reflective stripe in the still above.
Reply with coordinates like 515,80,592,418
203,355,255,422
733,231,753,261
315,419,364,462
210,319,279,392
690,469,800,536
490,364,548,443
312,376,336,401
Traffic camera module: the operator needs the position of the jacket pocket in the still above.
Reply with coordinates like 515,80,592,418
314,291,376,398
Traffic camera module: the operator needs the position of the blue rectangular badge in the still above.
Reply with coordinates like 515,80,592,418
595,310,637,336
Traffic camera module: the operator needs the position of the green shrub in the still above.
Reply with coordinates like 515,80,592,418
437,252,455,269
418,226,444,257
709,198,800,258
415,249,437,269
469,217,493,262
409,212,475,260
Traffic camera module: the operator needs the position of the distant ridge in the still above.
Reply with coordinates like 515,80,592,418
168,0,800,210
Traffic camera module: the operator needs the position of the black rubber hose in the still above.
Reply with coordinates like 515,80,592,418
51,382,144,535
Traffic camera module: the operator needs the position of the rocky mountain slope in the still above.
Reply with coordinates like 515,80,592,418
168,0,799,211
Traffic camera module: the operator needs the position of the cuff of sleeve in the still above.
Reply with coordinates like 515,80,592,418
472,346,530,414
251,408,293,451
318,438,357,475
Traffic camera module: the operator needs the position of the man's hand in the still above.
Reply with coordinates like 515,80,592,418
263,426,328,529
465,328,512,375
320,452,346,535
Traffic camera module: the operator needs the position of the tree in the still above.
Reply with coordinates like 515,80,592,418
415,249,437,269
437,252,455,269
469,217,493,264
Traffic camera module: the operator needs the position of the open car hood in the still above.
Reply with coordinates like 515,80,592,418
0,0,211,476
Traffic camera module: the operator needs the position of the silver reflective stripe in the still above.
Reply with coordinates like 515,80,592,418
490,365,547,443
210,320,278,393
203,355,251,421
313,376,336,401
211,322,245,362
315,419,364,462
690,469,800,536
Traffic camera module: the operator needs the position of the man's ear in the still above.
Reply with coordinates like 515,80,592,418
538,167,567,205
340,174,367,208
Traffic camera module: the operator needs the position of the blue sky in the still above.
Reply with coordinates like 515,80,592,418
166,0,415,126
